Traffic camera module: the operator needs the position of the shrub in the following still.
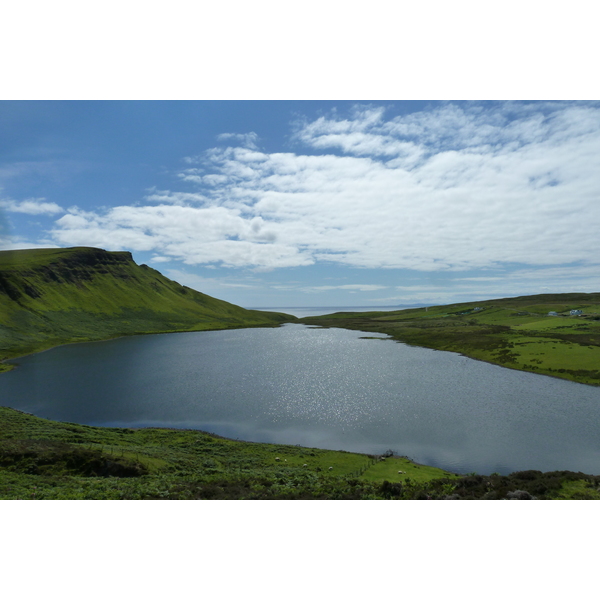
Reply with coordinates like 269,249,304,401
380,480,403,498
506,489,535,500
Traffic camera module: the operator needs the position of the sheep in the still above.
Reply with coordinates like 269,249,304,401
275,457,280,461
303,464,307,467
329,466,333,470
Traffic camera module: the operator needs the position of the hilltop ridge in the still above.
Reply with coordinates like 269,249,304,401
0,246,294,368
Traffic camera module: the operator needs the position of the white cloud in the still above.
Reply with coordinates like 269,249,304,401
163,269,262,296
309,284,388,292
367,262,600,305
145,189,209,205
52,204,314,269
215,132,259,149
268,283,388,295
0,236,61,251
0,197,64,215
50,102,600,278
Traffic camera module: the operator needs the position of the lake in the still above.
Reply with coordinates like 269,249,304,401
2,322,600,475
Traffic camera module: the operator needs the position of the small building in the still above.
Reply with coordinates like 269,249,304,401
548,311,558,316
570,309,583,316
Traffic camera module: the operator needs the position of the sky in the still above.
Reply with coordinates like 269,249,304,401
1,100,600,308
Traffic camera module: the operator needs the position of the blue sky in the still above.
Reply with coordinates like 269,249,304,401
2,100,600,308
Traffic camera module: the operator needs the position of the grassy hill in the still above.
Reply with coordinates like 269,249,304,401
300,293,600,385
0,246,294,369
2,406,598,499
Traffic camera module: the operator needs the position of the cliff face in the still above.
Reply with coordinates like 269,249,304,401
0,247,292,363
0,248,133,301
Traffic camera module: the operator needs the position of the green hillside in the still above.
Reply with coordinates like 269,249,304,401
0,246,294,369
301,293,600,385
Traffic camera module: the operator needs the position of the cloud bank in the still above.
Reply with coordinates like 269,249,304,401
51,103,600,277
1,197,64,215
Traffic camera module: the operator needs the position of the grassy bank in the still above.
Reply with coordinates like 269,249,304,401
300,293,600,386
0,247,295,370
1,406,598,499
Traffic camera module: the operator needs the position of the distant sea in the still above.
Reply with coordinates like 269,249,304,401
249,306,423,318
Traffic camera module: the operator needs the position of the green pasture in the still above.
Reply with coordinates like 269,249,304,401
512,317,578,330
359,456,459,484
554,480,600,500
508,337,600,369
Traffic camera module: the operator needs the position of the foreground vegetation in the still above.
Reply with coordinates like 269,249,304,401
301,293,600,385
1,407,598,499
0,247,294,371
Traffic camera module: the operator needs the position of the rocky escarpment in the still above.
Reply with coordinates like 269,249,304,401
1,248,142,299
37,248,134,284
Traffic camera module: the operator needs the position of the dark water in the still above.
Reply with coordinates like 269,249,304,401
2,323,600,475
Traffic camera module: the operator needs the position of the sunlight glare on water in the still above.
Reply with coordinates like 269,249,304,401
2,323,600,475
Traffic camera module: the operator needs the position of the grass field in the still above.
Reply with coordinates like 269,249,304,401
300,293,600,385
2,406,598,500
0,406,457,500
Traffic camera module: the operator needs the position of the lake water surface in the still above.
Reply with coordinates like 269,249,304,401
2,323,600,475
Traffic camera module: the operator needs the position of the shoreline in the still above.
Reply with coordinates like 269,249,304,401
2,404,600,499
0,318,297,374
300,320,600,388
